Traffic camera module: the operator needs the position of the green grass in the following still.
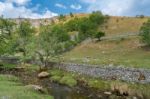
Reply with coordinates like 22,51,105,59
63,37,150,69
0,62,17,69
49,69,77,87
0,75,53,99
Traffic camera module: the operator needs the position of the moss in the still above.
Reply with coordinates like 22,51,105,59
51,75,61,82
49,69,63,77
60,76,77,87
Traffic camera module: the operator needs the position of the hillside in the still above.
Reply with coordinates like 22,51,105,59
102,16,148,36
62,16,150,68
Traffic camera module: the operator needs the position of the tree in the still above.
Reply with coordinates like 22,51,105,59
0,16,16,56
58,14,66,21
89,11,105,25
70,12,74,17
16,20,36,62
140,19,150,46
35,25,64,68
51,24,70,42
94,31,105,41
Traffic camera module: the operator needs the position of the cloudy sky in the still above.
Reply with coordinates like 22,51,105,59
0,0,150,19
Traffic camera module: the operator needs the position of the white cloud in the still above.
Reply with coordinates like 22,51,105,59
81,0,135,16
70,4,82,10
55,3,67,9
6,0,30,5
0,1,58,19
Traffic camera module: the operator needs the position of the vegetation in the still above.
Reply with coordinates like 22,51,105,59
140,19,150,46
0,75,53,99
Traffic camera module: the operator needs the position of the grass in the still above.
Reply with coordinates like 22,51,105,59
49,69,77,87
0,74,53,99
63,36,150,68
102,16,148,36
0,62,17,69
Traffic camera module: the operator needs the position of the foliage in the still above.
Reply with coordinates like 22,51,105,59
89,11,105,26
70,12,74,17
0,17,16,56
94,31,105,41
16,20,36,62
51,24,70,42
140,19,150,46
58,14,66,21
36,25,66,67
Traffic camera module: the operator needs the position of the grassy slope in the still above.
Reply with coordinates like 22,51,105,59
63,37,150,68
0,75,53,99
63,16,150,68
102,16,148,36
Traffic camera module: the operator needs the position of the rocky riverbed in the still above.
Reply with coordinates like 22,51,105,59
57,63,150,84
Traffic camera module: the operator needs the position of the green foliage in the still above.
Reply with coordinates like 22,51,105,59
70,12,74,17
51,24,70,42
94,31,105,41
140,19,150,46
64,11,106,42
16,20,36,62
89,11,105,25
0,17,16,56
59,14,66,21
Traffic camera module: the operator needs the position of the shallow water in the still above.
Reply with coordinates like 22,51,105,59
49,83,88,99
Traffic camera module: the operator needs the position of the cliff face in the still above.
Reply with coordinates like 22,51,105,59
12,16,59,27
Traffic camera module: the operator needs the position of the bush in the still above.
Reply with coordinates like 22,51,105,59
94,31,105,41
140,19,150,46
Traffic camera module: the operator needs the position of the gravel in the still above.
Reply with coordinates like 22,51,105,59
57,63,150,84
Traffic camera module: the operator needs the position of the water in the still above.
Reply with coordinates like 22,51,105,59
48,83,88,99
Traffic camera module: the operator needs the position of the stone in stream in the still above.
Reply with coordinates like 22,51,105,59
38,72,50,78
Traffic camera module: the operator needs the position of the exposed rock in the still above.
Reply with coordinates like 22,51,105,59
25,85,46,93
138,72,146,81
104,91,112,95
38,72,49,78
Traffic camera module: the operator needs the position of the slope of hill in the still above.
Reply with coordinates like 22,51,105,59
63,36,150,68
102,16,148,36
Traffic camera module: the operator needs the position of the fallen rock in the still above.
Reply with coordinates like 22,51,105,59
25,85,46,93
104,91,112,95
138,72,146,81
38,72,49,78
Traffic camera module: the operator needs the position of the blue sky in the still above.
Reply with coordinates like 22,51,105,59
0,0,150,18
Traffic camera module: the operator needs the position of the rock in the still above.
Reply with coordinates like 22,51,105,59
25,85,46,93
104,91,112,95
138,72,145,81
38,72,49,78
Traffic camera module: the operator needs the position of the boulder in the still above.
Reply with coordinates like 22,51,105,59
104,91,112,95
25,85,46,93
38,72,50,78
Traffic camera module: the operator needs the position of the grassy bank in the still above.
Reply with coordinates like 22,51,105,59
49,68,150,99
0,74,53,99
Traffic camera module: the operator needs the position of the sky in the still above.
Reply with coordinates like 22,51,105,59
0,0,150,19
